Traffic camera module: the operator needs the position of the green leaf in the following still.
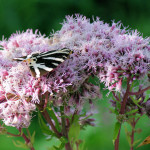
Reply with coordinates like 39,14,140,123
52,137,68,150
30,131,35,144
12,140,28,149
124,125,131,146
53,146,60,150
59,136,68,144
79,112,87,118
116,101,121,111
53,143,64,150
126,109,138,115
47,108,61,132
88,76,99,85
133,139,141,147
79,140,85,150
137,136,150,148
130,96,142,108
38,111,55,136
144,89,150,102
113,122,121,144
109,108,115,114
68,115,80,146
47,147,55,150
127,114,141,120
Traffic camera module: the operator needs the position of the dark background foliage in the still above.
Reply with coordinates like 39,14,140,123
0,0,150,150
1,0,150,38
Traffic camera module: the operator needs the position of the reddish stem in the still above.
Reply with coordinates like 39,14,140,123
65,143,73,150
37,93,62,138
7,132,21,137
43,92,48,109
18,128,35,150
114,76,131,150
112,91,120,101
120,77,131,114
115,128,121,150
129,86,150,96
130,119,135,150
42,110,62,138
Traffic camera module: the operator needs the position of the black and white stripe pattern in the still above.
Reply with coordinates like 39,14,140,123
13,48,72,78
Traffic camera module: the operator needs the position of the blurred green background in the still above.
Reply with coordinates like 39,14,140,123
1,0,150,150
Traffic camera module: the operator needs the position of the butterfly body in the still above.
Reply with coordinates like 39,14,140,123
13,48,72,78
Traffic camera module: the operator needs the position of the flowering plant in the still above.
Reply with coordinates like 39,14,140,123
0,15,150,150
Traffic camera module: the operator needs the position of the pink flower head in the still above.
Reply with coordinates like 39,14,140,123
0,93,36,128
0,15,150,127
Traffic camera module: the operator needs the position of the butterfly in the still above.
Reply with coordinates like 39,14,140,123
13,48,72,78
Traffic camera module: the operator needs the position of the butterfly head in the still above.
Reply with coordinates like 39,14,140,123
23,58,32,64
13,55,34,65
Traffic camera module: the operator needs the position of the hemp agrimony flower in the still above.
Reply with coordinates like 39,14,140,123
0,15,150,150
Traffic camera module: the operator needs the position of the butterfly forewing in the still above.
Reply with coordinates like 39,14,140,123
13,48,72,78
38,48,71,57
36,49,71,67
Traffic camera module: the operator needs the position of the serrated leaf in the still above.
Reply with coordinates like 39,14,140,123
38,111,55,136
113,122,121,144
68,115,80,146
137,136,150,148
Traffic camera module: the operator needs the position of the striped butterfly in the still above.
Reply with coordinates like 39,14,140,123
13,48,72,78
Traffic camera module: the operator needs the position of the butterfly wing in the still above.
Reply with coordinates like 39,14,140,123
13,48,72,78
33,48,71,77
37,48,71,68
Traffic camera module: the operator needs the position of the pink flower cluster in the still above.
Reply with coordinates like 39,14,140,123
0,94,35,128
0,15,150,128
